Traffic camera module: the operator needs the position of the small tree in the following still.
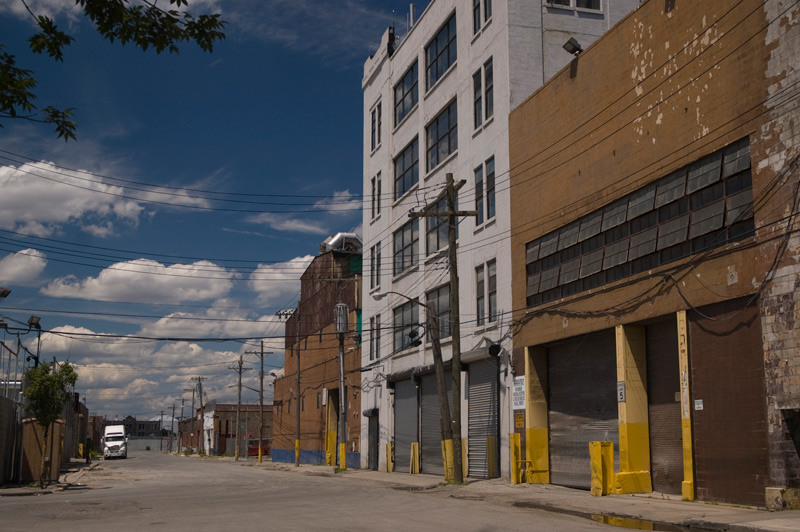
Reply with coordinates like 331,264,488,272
23,362,78,487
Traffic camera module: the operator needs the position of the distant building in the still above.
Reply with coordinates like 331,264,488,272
272,233,362,467
509,0,800,509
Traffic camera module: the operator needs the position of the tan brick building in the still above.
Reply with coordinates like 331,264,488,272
272,234,362,467
509,0,800,508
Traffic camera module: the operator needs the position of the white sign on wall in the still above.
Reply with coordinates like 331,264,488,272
513,376,526,410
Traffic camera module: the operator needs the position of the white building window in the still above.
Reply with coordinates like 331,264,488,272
371,172,382,219
393,300,419,351
426,284,451,338
476,259,497,326
425,13,457,90
370,101,382,151
475,156,495,226
394,61,418,126
473,1,493,34
426,197,448,255
549,0,601,10
369,314,381,361
394,137,419,199
426,100,458,171
370,242,382,290
473,58,493,129
393,219,419,275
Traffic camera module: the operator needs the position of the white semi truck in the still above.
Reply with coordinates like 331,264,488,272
102,425,128,459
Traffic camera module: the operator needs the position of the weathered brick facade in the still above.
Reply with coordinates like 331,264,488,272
509,0,800,507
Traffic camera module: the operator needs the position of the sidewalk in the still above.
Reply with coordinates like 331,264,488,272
256,461,800,532
0,459,98,497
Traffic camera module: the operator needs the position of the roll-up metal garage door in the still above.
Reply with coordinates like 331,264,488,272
393,379,417,474
420,372,451,475
548,330,618,489
468,358,499,479
645,320,682,495
689,298,767,506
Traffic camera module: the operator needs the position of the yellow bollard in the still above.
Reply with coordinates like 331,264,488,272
339,442,347,470
510,433,521,484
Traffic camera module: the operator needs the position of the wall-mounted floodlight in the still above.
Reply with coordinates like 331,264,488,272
563,37,583,56
28,315,41,330
0,287,10,300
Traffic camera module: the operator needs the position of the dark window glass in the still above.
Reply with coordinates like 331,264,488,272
394,62,419,125
393,219,419,275
426,14,457,89
426,100,458,171
394,138,419,199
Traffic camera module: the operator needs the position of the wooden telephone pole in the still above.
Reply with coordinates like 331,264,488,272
229,356,251,461
409,172,476,483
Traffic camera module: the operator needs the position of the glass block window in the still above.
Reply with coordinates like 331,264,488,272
525,137,754,307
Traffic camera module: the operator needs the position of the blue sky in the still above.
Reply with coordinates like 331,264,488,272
0,0,428,420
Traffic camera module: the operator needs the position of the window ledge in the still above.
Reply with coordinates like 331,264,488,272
370,143,382,157
392,182,420,208
369,212,383,226
424,150,459,181
474,217,497,234
575,7,604,15
424,61,457,100
473,322,499,336
392,264,419,284
393,104,418,134
471,16,494,44
424,248,448,265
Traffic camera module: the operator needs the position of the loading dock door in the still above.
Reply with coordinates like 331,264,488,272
468,358,499,479
420,372,452,475
689,299,767,506
646,320,682,495
393,379,417,474
548,330,618,489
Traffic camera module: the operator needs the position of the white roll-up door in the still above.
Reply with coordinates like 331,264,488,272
420,372,451,475
393,379,417,473
468,358,499,479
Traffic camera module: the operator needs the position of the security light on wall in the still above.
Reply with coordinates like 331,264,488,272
563,37,583,56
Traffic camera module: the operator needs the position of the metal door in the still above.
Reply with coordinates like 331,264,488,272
393,379,417,473
548,330,618,489
689,298,767,505
420,372,452,475
368,413,379,471
468,358,499,479
646,320,682,495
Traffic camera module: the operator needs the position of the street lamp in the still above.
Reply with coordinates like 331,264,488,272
372,290,456,480
0,287,10,301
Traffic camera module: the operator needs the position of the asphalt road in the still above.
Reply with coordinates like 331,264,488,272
2,450,611,531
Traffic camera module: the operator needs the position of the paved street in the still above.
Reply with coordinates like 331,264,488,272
1,450,609,531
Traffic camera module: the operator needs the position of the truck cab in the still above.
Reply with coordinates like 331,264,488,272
103,425,128,459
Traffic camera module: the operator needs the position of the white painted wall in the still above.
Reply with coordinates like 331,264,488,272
360,0,639,477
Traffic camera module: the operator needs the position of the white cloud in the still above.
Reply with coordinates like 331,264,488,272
247,213,328,235
227,1,411,62
249,255,313,305
0,248,47,283
313,189,362,216
41,259,234,304
0,162,143,237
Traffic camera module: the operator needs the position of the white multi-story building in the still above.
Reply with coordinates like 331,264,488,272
360,0,639,478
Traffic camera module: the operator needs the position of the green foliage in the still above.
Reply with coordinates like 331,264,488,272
145,445,151,451
0,0,226,140
23,362,78,429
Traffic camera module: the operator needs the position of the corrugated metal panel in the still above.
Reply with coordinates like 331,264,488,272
393,379,417,474
420,372,452,475
548,330,618,489
468,358,499,479
646,320,682,495
689,298,767,506
368,414,379,471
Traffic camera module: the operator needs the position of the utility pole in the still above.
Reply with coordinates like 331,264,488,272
277,308,301,467
409,172,476,483
159,411,164,451
191,377,206,454
178,397,185,453
245,341,273,463
334,300,349,470
170,404,176,453
229,356,251,461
